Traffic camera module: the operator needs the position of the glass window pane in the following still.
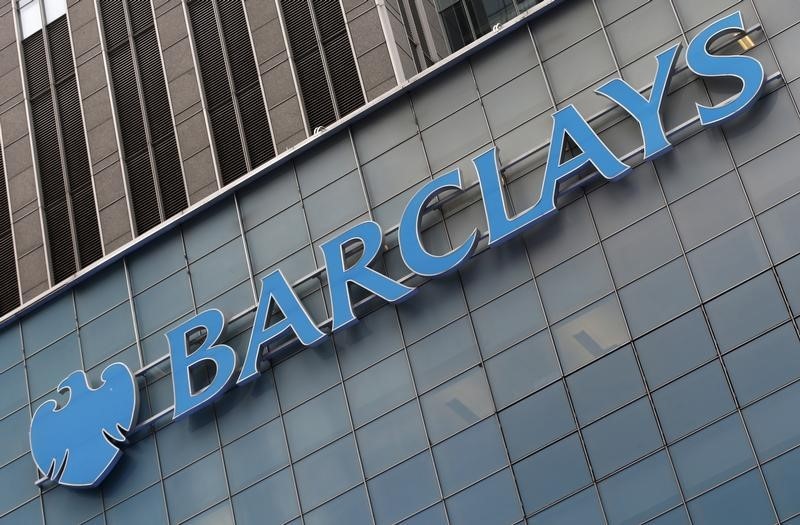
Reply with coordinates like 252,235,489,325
273,342,340,411
285,386,350,460
460,239,533,309
433,417,507,496
216,372,279,445
21,294,75,357
598,452,682,525
499,381,576,461
133,271,193,336
408,317,481,393
763,446,800,520
471,282,547,358
419,367,494,443
777,255,800,315
669,172,750,250
223,418,289,493
538,245,613,322
526,197,598,275
744,381,800,460
655,129,732,203
647,507,691,525
357,401,428,478
445,469,523,525
399,502,446,525
687,221,770,300
397,276,468,344
514,434,591,514
304,485,372,525
583,398,662,478
686,470,775,525
588,163,666,238
101,435,160,508
27,332,81,401
346,351,415,427
182,200,241,262
635,309,716,389
0,455,39,518
725,323,800,405
232,468,299,525
106,484,167,525
670,415,756,498
74,263,128,323
552,294,629,373
157,409,220,476
0,364,27,420
164,451,228,524
705,272,789,352
485,330,560,409
127,230,186,294
294,436,361,512
368,452,439,525
337,306,404,378
184,502,234,525
189,239,249,306
619,258,699,338
604,209,681,287
79,303,135,369
246,203,307,274
568,345,644,425
0,326,21,376
759,192,800,263
653,361,735,442
529,487,604,525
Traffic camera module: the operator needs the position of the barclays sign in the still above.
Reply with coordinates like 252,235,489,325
30,11,771,488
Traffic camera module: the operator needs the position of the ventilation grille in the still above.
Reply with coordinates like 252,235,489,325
25,14,102,283
282,0,365,129
323,31,364,117
218,0,274,167
0,147,20,315
189,0,231,109
23,32,49,98
282,0,336,130
189,0,274,184
100,0,187,234
312,0,364,117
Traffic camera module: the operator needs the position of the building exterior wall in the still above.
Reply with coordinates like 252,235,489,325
1,0,800,524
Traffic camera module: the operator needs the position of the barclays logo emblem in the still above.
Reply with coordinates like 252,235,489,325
29,362,138,488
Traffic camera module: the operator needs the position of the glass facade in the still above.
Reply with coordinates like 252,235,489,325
2,0,800,523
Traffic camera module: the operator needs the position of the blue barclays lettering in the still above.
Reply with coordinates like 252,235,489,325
30,11,771,488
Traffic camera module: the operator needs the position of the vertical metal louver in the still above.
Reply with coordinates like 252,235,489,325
99,0,187,235
281,0,365,130
24,15,103,284
0,145,20,315
187,0,274,185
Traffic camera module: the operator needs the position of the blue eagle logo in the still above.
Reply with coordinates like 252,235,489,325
29,362,139,488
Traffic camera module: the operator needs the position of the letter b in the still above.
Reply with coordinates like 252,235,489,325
167,309,237,420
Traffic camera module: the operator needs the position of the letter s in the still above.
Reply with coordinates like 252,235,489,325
686,11,765,126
